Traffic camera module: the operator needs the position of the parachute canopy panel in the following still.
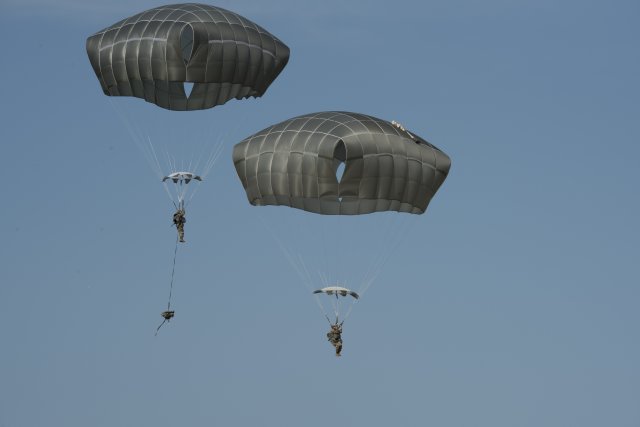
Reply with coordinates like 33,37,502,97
314,287,360,299
233,111,451,215
86,3,290,111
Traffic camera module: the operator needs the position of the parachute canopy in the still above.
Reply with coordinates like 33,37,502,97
162,172,202,184
313,286,360,299
233,111,451,215
161,170,204,208
86,3,290,111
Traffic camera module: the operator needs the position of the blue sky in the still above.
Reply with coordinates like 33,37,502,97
1,1,639,426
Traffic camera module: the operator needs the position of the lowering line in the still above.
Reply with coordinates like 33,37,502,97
156,235,179,335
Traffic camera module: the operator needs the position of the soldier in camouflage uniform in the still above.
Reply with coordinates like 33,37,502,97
326,323,343,357
173,208,186,242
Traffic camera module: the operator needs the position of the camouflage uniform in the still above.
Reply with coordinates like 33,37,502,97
173,209,186,242
326,324,343,356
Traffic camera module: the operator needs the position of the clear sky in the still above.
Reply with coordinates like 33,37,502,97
1,0,639,426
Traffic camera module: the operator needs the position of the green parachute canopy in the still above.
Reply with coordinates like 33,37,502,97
86,3,290,111
233,111,451,215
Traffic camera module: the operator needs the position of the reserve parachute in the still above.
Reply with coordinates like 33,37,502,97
314,286,360,300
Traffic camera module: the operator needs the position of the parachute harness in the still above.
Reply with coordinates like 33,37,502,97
156,234,180,335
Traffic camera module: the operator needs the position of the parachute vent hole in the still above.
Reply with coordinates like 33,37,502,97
184,82,195,98
180,25,195,64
